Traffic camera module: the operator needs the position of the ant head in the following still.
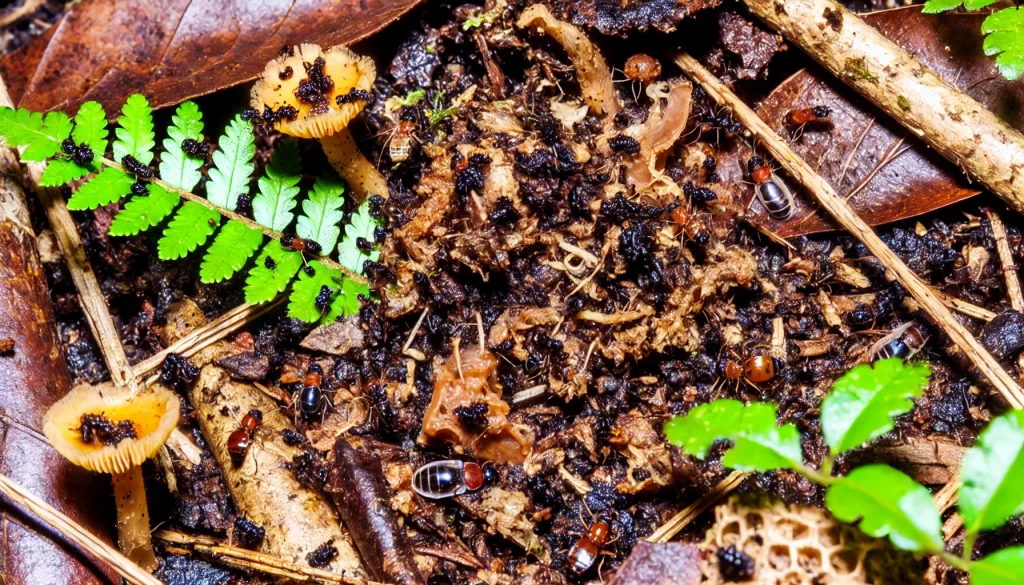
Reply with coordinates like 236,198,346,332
304,240,322,254
747,156,765,173
482,464,499,486
246,409,263,423
308,363,323,376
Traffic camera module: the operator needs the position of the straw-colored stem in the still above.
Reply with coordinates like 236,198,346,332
320,128,390,202
111,467,157,571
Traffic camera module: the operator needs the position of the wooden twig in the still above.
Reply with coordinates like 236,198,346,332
646,471,746,543
741,0,1024,217
0,472,162,585
674,53,1024,409
935,290,997,322
985,209,1024,313
155,530,390,585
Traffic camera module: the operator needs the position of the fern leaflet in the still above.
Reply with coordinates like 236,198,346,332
109,184,180,236
40,159,90,186
199,220,265,283
296,175,345,252
66,168,134,210
158,201,220,260
207,114,255,210
113,94,156,165
252,137,301,231
0,108,72,162
72,101,108,162
328,277,369,321
244,241,303,304
337,199,381,274
159,101,205,191
983,8,1024,80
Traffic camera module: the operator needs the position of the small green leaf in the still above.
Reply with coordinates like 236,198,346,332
324,277,369,321
971,547,1024,585
288,260,340,323
72,101,108,160
244,240,303,304
159,101,205,191
109,183,180,236
113,94,156,165
337,199,381,274
199,220,264,283
66,167,134,210
296,175,345,252
39,159,90,186
207,114,255,210
959,410,1024,534
820,358,930,455
825,464,943,552
664,399,803,472
983,8,1024,80
158,201,220,260
252,138,301,231
922,0,998,13
0,107,72,161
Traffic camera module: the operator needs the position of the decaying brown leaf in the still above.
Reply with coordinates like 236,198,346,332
753,7,1024,236
0,0,425,115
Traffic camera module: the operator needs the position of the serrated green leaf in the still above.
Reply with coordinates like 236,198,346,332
983,8,1024,80
826,464,943,552
252,138,301,231
324,277,370,321
958,410,1024,534
972,547,1024,585
199,220,264,283
337,199,381,274
66,167,134,210
288,260,341,323
39,159,90,186
820,358,930,456
113,94,155,165
296,175,345,252
207,114,255,210
664,399,803,472
158,201,220,260
244,240,303,304
0,107,72,161
72,101,108,159
109,183,180,236
159,101,205,191
922,0,998,13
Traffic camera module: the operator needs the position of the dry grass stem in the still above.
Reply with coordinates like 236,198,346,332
646,470,746,543
985,209,1024,312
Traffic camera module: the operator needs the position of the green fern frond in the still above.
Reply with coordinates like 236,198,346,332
113,94,156,165
199,220,264,283
252,137,301,231
327,276,369,321
158,201,220,260
983,7,1024,80
40,159,91,186
159,101,205,191
109,183,180,236
296,175,345,252
922,0,998,13
207,114,255,210
288,260,339,323
244,241,303,304
66,167,134,210
0,108,72,162
337,199,380,274
72,101,108,165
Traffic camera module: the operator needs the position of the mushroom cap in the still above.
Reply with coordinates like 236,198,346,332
42,383,180,475
250,43,376,139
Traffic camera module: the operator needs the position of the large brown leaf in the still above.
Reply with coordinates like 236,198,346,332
753,7,1024,237
0,0,425,115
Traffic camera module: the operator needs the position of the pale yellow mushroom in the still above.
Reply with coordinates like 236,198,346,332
251,43,389,201
43,383,179,571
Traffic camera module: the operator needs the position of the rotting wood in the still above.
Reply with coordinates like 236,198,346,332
985,209,1024,313
674,53,1024,409
741,0,1024,218
0,472,160,585
646,471,746,543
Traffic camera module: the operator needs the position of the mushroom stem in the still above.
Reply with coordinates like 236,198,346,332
111,467,157,571
320,128,390,201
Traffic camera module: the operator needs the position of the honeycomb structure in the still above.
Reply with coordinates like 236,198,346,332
699,496,925,584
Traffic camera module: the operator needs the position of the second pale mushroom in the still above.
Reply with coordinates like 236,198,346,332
251,43,389,201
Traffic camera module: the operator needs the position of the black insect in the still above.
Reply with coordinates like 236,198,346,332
303,265,316,277
314,285,334,313
181,138,210,159
240,108,260,122
336,89,373,105
717,545,755,582
62,139,94,165
298,364,326,421
608,134,641,154
263,256,277,270
121,154,153,179
131,181,148,196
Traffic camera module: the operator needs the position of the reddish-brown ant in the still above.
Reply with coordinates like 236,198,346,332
281,233,322,255
787,106,831,127
566,518,611,575
227,409,263,466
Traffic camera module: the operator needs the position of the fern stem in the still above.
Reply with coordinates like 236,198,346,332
97,155,368,285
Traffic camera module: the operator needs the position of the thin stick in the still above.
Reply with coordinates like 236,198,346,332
986,209,1024,313
155,530,391,585
935,290,997,322
475,311,486,348
402,307,429,354
96,156,367,284
646,471,746,543
742,0,1024,217
675,53,1024,409
0,473,162,585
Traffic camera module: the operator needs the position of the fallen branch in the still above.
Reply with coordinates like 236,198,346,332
674,53,1024,409
0,472,161,585
742,0,1024,217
